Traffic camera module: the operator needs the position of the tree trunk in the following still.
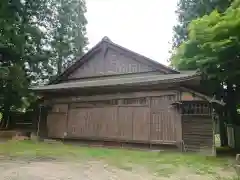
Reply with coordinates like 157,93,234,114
1,101,10,129
57,55,63,75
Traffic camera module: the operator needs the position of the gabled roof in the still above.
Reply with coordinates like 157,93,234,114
51,36,179,84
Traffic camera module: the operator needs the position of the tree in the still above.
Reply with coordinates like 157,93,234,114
172,0,232,49
0,0,52,128
50,0,88,75
172,0,240,145
0,0,88,128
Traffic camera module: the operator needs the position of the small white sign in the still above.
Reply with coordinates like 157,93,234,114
63,132,67,137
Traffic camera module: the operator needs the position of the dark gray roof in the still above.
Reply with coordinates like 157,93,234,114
31,72,199,92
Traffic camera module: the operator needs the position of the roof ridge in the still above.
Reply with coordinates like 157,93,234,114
102,36,112,42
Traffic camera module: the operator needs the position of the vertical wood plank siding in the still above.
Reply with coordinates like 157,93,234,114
182,115,214,154
46,93,179,145
118,107,133,140
67,48,161,79
150,96,177,144
47,104,68,138
132,107,150,141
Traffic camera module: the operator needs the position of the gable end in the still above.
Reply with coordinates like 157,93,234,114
52,37,179,83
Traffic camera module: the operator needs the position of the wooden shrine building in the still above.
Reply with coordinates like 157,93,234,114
32,37,224,155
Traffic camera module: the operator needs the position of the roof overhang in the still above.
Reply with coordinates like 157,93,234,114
30,73,200,93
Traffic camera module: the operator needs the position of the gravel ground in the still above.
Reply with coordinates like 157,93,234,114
0,160,157,180
0,159,235,180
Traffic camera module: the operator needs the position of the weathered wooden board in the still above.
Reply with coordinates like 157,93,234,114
47,95,181,146
132,107,150,141
47,113,67,138
182,115,214,154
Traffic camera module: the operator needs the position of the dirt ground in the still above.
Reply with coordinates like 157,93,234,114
0,159,235,180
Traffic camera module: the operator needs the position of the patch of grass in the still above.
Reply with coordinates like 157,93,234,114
217,176,240,180
0,140,234,177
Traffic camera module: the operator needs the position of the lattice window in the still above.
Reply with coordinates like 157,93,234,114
70,100,118,108
90,100,118,106
167,95,175,101
123,97,147,105
182,102,211,115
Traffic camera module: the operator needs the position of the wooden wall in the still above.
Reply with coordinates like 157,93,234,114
67,48,161,79
45,90,215,154
150,96,177,144
47,104,68,138
182,115,214,155
46,93,180,145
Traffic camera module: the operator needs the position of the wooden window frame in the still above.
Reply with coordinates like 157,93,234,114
181,101,211,116
120,97,148,106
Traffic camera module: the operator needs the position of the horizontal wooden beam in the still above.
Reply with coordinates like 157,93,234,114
44,90,179,104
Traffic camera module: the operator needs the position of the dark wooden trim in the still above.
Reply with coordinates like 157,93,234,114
118,105,148,107
148,97,151,144
181,114,212,118
116,103,120,138
70,105,119,109
181,115,183,152
63,70,161,82
66,103,70,136
61,136,177,145
131,109,134,141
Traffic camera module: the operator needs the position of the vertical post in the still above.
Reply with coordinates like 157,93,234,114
148,97,152,149
65,104,70,137
178,103,184,152
63,103,70,142
37,104,43,137
117,99,120,141
131,108,134,142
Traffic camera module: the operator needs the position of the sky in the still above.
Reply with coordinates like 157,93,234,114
85,0,178,65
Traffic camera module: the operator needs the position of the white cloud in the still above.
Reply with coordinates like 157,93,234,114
86,0,178,65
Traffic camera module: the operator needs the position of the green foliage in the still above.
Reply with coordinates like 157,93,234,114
0,0,88,128
172,1,240,83
0,0,47,121
49,0,88,74
172,0,232,49
172,0,240,127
